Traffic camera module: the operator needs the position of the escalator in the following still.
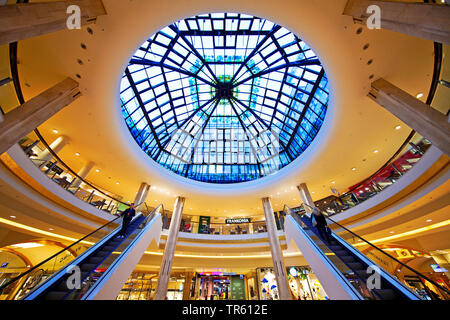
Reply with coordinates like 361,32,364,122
0,205,163,300
283,205,441,300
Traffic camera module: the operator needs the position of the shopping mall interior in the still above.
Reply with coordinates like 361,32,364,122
0,0,449,302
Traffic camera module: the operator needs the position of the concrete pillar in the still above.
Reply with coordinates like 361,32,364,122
70,161,95,189
262,197,291,300
133,182,151,210
343,0,450,45
37,135,70,168
0,0,107,45
154,196,185,300
369,78,450,156
0,78,80,155
182,272,193,300
297,183,316,214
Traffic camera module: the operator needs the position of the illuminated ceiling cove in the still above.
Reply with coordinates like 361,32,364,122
120,13,329,184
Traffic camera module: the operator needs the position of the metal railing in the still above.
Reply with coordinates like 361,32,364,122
288,203,450,300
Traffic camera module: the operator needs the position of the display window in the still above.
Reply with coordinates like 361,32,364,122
257,268,279,300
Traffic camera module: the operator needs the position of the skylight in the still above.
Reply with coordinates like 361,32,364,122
120,13,329,184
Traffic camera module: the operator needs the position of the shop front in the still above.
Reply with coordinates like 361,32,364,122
256,266,328,300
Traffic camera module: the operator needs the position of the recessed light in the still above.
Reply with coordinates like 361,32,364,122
395,125,401,130
10,215,16,219
52,129,58,134
426,219,432,222
389,231,395,234
95,169,100,173
416,93,424,99
49,228,54,231
11,242,44,249
352,167,356,171
373,149,379,154
116,182,119,185
75,153,80,156
331,181,335,184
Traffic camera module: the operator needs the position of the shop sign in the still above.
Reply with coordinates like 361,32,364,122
225,218,251,224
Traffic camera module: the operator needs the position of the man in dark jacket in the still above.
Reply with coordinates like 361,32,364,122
117,203,136,238
311,207,331,243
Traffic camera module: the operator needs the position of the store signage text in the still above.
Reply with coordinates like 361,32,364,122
225,218,251,224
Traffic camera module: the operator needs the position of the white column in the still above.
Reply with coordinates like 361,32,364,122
369,78,450,156
262,197,291,300
71,161,95,189
297,183,316,215
133,182,151,211
154,196,185,300
37,135,69,168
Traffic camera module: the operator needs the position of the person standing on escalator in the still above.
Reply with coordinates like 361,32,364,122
311,207,331,243
117,203,136,238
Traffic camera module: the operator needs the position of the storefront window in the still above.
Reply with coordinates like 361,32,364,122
287,266,328,300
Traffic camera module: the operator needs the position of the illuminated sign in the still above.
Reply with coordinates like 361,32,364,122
225,218,251,224
430,264,448,273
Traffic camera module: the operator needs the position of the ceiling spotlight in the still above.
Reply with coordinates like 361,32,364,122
49,228,54,231
52,129,59,134
426,219,432,222
75,153,80,156
395,125,401,130
389,231,395,234
416,93,424,99
95,169,100,173
116,182,119,185
373,149,379,154
10,215,16,219
331,181,335,184
352,167,356,171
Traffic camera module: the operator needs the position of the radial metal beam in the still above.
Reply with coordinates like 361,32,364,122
233,59,321,88
129,58,217,88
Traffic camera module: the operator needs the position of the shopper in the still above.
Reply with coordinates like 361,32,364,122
311,207,331,243
117,203,136,238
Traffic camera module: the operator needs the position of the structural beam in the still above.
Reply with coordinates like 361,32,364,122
154,196,185,300
133,182,151,211
343,0,450,45
297,183,316,214
0,77,80,155
0,0,106,45
369,78,450,156
262,197,291,300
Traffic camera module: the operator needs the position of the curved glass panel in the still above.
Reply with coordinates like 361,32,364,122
120,13,329,183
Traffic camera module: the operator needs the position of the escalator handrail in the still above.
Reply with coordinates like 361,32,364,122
80,204,164,299
285,213,365,300
0,215,121,293
299,203,450,296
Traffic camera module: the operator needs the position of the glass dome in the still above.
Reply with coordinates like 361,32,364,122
120,13,329,184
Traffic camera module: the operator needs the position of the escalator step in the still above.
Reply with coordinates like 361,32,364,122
96,250,109,257
88,256,103,264
80,263,97,271
329,245,343,251
43,291,67,300
335,250,349,257
347,262,364,270
354,270,369,280
341,256,356,262
103,245,115,251
372,289,398,300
